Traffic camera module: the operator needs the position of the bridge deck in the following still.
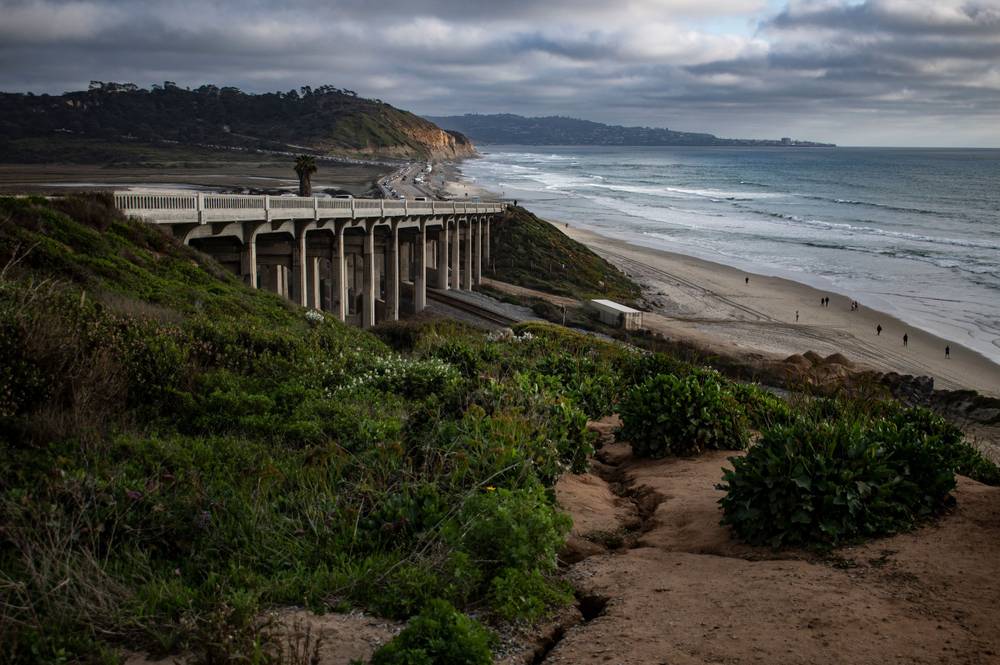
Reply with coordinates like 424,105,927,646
114,192,504,224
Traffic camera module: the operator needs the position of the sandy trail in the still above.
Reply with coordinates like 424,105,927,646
548,418,1000,665
560,225,1000,397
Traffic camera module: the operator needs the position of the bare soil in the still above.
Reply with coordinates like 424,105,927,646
544,417,1000,665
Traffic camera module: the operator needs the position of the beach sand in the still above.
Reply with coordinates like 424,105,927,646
560,224,1000,396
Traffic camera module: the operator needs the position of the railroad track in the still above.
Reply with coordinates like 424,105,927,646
426,289,519,327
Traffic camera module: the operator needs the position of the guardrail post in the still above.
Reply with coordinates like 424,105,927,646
196,192,204,224
264,195,271,222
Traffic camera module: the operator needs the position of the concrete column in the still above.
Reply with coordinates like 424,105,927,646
241,223,259,288
450,218,460,290
386,222,399,321
437,220,449,290
484,218,491,269
362,224,376,329
474,217,482,285
463,218,472,291
294,228,308,307
311,257,321,310
415,222,427,312
275,265,285,297
335,223,346,321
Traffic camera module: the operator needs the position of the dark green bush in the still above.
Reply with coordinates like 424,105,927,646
488,568,573,623
718,416,960,547
618,374,749,457
729,382,793,430
369,599,494,665
449,486,570,581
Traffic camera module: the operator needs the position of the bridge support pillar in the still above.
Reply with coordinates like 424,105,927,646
474,217,482,285
437,221,449,290
310,257,321,310
415,221,427,312
275,265,286,298
386,221,399,321
463,218,472,291
335,223,346,322
240,222,262,288
362,223,376,329
450,218,461,291
484,218,491,270
294,227,308,307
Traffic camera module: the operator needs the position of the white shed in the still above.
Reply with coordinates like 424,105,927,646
588,299,643,330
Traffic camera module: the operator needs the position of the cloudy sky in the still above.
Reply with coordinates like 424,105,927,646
1,0,999,146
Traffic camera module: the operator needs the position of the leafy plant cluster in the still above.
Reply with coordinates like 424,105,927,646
618,373,751,457
718,400,999,547
0,195,646,664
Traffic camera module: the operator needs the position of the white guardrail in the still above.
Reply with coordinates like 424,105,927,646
113,192,505,224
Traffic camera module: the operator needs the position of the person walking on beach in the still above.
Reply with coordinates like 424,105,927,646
903,333,908,347
745,276,749,285
876,324,882,336
945,345,950,359
795,310,799,322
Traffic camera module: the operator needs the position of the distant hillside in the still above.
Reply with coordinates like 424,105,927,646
0,82,477,162
426,113,834,147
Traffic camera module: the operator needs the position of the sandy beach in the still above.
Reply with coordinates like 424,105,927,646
562,224,1000,396
441,162,1000,396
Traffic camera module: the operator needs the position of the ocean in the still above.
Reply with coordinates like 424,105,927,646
461,146,1000,365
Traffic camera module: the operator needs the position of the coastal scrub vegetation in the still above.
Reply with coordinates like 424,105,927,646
717,402,993,547
1,194,997,662
487,206,641,304
0,194,638,663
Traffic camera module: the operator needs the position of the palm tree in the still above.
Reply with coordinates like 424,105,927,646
294,155,317,197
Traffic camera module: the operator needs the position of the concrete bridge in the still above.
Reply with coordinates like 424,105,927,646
114,192,507,328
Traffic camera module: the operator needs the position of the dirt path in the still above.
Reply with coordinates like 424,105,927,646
545,417,1000,665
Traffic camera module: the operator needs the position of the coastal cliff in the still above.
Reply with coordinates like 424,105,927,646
0,82,477,162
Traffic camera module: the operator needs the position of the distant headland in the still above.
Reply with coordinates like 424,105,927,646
426,113,835,148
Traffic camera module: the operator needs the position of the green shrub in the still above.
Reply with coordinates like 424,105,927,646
618,374,749,457
370,599,494,665
719,417,959,547
729,382,793,430
449,486,570,581
488,568,573,623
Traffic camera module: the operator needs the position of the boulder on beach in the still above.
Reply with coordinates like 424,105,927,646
824,353,854,367
802,350,824,366
783,354,812,370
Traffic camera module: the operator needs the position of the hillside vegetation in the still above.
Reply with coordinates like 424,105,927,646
0,83,476,162
0,195,995,664
487,206,641,303
0,194,640,663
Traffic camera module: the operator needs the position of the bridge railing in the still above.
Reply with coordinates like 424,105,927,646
114,192,197,211
204,194,264,210
114,191,506,223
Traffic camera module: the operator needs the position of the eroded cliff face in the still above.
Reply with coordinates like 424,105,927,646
404,125,477,160
334,125,477,160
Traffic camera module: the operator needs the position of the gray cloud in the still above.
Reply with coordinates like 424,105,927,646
1,0,999,145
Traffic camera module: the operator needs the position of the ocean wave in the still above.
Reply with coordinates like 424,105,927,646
801,194,949,217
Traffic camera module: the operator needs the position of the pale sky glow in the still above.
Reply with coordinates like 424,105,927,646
1,0,999,146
